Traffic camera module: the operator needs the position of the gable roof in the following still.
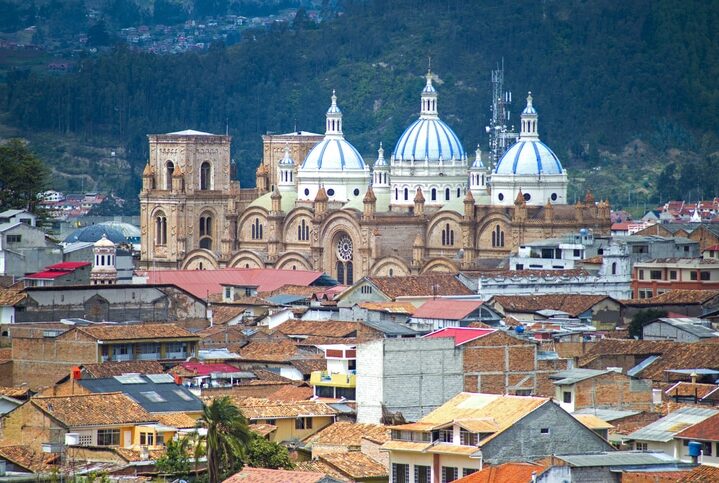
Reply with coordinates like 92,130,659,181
230,397,337,420
491,294,612,317
624,289,719,306
628,406,719,442
424,327,496,346
550,368,612,385
273,319,358,338
71,323,197,341
77,374,202,413
80,360,165,378
365,273,473,299
143,268,329,299
303,421,390,447
0,445,58,473
357,301,417,314
675,412,719,441
32,392,157,427
454,462,547,483
578,339,677,367
319,452,388,480
224,467,338,483
639,342,719,381
650,318,719,338
238,340,317,363
413,299,485,320
0,288,26,306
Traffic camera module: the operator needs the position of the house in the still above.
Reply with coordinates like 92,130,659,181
673,412,719,466
338,273,474,307
310,344,357,400
627,406,719,457
635,222,719,252
664,381,719,405
632,258,719,299
236,339,322,381
488,294,622,328
621,289,719,324
340,302,417,327
23,261,91,287
549,368,654,413
382,392,614,482
0,286,26,323
302,421,390,463
642,317,719,342
224,397,337,443
409,299,502,331
0,219,60,279
0,445,59,475
10,323,199,388
296,452,389,483
169,361,253,389
1,392,166,454
224,467,344,483
0,209,37,227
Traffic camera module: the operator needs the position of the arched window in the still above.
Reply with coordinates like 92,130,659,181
431,188,437,201
445,188,450,201
404,188,409,201
298,219,310,241
251,218,263,240
395,187,399,200
200,162,211,190
457,187,461,198
154,212,167,246
442,223,454,246
166,161,174,190
336,261,344,284
611,262,617,275
492,225,505,248
335,234,353,284
199,213,213,250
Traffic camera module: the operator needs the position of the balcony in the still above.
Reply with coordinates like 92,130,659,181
310,370,356,388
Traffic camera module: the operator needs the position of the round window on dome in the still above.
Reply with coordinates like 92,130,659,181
353,188,360,196
327,188,335,196
524,193,531,202
498,193,504,201
551,193,558,201
304,188,310,196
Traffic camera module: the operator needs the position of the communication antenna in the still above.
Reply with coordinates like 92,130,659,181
485,58,518,167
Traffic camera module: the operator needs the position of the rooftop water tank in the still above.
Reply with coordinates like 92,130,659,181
688,441,703,458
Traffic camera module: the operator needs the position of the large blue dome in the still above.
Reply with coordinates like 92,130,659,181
393,117,465,162
301,137,366,171
494,140,563,175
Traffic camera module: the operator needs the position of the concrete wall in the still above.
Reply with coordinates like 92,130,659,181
643,321,706,342
356,337,463,424
483,401,613,464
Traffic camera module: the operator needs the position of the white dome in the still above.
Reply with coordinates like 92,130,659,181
393,118,465,162
494,140,563,175
301,137,366,171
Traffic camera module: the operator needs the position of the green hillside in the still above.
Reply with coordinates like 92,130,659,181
2,0,719,209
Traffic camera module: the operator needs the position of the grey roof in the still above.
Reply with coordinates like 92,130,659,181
361,318,422,337
198,348,241,360
0,209,28,218
649,318,719,338
627,355,661,377
628,406,719,442
574,408,641,422
64,225,126,244
550,368,609,385
78,374,203,413
555,451,679,467
266,294,309,305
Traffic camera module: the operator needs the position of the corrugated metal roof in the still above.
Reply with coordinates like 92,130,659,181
628,406,719,442
650,318,719,338
556,451,678,467
550,368,609,385
423,327,495,346
574,408,641,422
627,355,660,377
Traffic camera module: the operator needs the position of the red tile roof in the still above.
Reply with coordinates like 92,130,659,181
424,327,496,346
25,271,74,279
454,462,546,482
175,362,242,377
25,262,91,279
677,465,719,482
366,273,473,298
491,294,612,317
412,299,484,320
45,262,91,270
143,268,325,298
224,467,329,483
675,412,719,441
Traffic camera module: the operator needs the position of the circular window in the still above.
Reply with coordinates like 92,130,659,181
498,193,504,201
327,188,335,196
524,192,531,202
336,235,353,261
551,193,558,201
353,188,360,196
304,188,310,196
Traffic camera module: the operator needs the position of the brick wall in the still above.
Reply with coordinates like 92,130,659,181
572,372,653,411
1,402,65,453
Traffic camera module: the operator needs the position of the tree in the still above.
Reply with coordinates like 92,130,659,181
0,139,50,213
196,396,252,483
628,309,667,339
246,436,293,470
155,437,192,476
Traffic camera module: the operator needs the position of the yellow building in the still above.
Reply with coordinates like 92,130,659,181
235,397,337,443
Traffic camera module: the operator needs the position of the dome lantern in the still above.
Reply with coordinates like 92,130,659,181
420,70,438,119
325,89,343,137
520,92,539,140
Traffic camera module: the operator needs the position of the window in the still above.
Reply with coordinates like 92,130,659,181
414,465,431,483
635,442,648,451
650,270,663,280
224,287,232,299
690,271,698,281
457,187,461,198
523,192,531,202
251,218,263,240
166,161,174,190
445,188,451,201
174,389,193,401
140,432,155,446
298,219,310,241
463,469,478,477
141,391,166,403
540,428,550,435
703,441,713,456
491,224,505,248
361,285,373,294
404,188,409,201
669,270,678,280
295,417,313,430
638,269,645,280
200,161,211,190
551,192,558,201
392,463,409,483
78,433,92,446
460,430,478,446
6,235,21,243
563,391,572,403
327,188,335,196
441,223,455,246
573,249,581,257
701,271,711,281
154,213,167,246
441,466,458,483
97,429,120,446
638,288,653,299
438,429,453,443
431,188,437,201
353,188,360,196
612,262,618,275
498,193,504,201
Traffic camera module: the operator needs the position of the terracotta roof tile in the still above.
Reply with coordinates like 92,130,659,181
238,340,315,363
231,397,337,420
366,273,473,298
413,299,484,320
252,369,296,383
74,323,197,341
356,301,417,314
491,294,611,317
32,392,156,427
211,305,249,325
675,412,719,441
639,342,719,381
266,384,313,401
320,452,388,479
113,447,166,462
473,268,590,279
273,320,358,338
304,422,390,446
678,465,719,482
156,412,198,429
623,289,719,305
0,385,32,399
81,360,165,378
578,339,676,367
454,462,547,483
249,423,277,437
293,460,348,482
0,445,58,473
0,288,25,306
224,466,330,483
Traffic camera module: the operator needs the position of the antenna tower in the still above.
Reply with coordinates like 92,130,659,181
485,59,517,166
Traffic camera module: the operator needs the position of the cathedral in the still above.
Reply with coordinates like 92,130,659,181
139,71,611,283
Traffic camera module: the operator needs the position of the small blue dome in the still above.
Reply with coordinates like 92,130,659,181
301,137,366,171
393,118,465,162
494,140,563,175
64,225,127,244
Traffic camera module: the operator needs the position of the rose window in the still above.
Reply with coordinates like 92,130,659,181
336,235,353,261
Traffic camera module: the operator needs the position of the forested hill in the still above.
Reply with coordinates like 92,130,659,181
3,0,719,205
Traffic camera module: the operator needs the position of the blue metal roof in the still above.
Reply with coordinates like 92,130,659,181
393,117,465,162
301,137,366,171
495,140,563,175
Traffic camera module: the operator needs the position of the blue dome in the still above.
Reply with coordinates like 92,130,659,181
494,140,563,175
393,118,465,161
64,225,127,244
301,137,366,171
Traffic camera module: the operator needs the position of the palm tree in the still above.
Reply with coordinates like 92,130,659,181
196,396,252,483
